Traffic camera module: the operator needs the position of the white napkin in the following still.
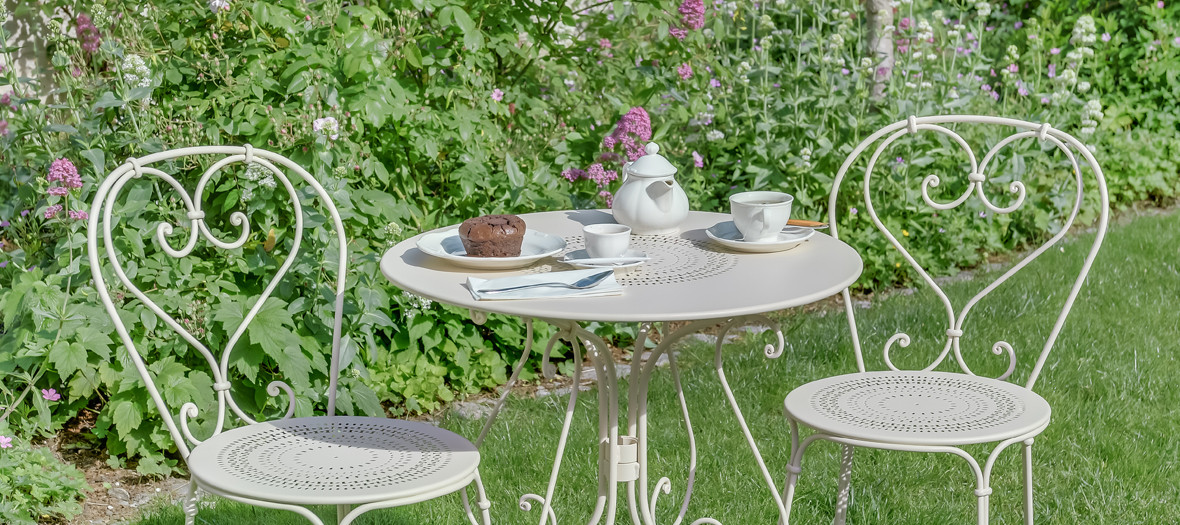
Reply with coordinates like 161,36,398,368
467,269,623,301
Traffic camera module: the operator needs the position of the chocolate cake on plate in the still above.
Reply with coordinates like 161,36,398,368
458,214,526,257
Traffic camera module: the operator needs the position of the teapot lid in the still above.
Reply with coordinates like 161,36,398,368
626,143,677,177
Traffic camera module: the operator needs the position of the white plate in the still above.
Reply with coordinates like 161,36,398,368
561,249,648,270
706,221,815,253
416,228,567,269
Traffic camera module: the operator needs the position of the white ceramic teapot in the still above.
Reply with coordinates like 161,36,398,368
610,143,690,235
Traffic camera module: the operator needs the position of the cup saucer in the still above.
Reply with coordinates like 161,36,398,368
561,248,648,270
706,221,815,253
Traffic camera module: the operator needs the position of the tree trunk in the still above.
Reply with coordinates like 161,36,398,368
864,0,894,101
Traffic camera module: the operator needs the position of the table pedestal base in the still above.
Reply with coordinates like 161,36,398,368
471,315,793,525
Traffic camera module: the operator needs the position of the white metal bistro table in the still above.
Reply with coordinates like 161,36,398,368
380,209,863,524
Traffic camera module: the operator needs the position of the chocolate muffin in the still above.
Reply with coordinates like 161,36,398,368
459,214,526,257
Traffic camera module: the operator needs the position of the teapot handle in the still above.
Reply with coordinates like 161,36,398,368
620,162,632,184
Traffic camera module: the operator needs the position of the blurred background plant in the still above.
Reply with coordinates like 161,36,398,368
0,1,1176,519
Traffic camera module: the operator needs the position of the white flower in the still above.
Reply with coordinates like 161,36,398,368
313,117,340,140
920,81,933,88
926,53,938,60
208,0,230,13
706,129,726,142
121,55,153,88
916,19,934,41
976,2,992,18
1071,15,1096,46
905,81,917,88
948,88,960,99
1077,81,1091,93
932,10,945,21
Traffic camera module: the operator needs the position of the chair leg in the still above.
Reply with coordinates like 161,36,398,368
832,445,854,525
1023,438,1035,525
183,479,198,525
975,485,993,525
337,504,350,524
779,420,803,525
461,470,493,525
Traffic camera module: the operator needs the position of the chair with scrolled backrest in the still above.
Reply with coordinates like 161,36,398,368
86,146,491,525
778,116,1108,525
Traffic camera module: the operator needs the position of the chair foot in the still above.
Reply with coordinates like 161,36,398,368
461,470,493,525
183,479,198,525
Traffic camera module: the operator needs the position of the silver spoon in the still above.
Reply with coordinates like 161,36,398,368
479,270,614,294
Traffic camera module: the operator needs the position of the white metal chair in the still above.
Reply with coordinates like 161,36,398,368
779,116,1108,524
86,146,492,525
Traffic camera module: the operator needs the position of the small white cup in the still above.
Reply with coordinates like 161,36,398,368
730,191,794,242
583,224,632,258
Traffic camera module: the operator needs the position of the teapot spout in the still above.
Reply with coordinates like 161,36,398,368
647,179,677,212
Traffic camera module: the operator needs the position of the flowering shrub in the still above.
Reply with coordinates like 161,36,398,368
0,0,1176,483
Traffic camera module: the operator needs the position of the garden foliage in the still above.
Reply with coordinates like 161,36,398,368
0,0,1176,498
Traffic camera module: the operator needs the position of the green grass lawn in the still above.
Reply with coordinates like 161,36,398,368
133,209,1180,524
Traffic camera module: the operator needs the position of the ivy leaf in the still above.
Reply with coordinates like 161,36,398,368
48,341,88,378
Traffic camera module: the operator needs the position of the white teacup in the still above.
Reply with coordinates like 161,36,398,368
583,224,632,258
730,191,794,242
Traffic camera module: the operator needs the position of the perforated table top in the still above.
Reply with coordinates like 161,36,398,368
187,416,480,505
381,210,863,322
785,371,1051,446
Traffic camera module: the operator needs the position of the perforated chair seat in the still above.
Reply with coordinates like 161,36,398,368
187,416,480,506
785,371,1051,446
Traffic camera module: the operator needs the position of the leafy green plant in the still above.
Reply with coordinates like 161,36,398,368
0,423,90,525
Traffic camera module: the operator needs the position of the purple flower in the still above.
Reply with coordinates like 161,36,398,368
677,62,693,80
20,209,29,217
1050,47,1061,55
851,207,859,215
979,211,988,218
692,151,704,168
41,388,61,401
598,190,614,207
0,119,8,136
1157,1,1164,7
0,220,8,227
1041,96,1051,104
1048,63,1056,78
709,78,721,88
0,261,7,269
896,156,905,164
44,205,63,219
69,210,89,221
679,0,706,30
669,27,688,40
1014,21,1023,29
0,436,11,448
48,186,69,196
1018,84,1030,96
982,84,992,91
598,39,612,49
491,88,504,102
841,68,850,75
1101,33,1111,42
602,107,653,161
1008,63,1019,73
561,168,586,182
586,163,618,188
991,91,1000,101
76,14,102,54
1174,36,1180,47
48,158,82,188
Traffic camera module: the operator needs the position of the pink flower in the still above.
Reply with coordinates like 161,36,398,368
899,17,912,31
491,88,504,102
1018,84,1030,96
48,158,82,188
841,68,850,75
981,84,992,91
76,14,102,54
0,120,8,136
44,204,63,219
669,27,688,40
677,62,693,80
561,168,586,182
48,186,69,196
1101,33,1111,42
1041,96,1050,104
41,388,61,401
1014,21,1023,29
1008,64,1019,73
0,436,11,448
1050,47,1060,55
679,0,705,30
602,107,653,161
69,210,89,221
709,78,721,88
586,163,618,188
692,151,704,168
598,190,614,207
1048,63,1056,78
1157,1,1164,7
598,38,612,49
